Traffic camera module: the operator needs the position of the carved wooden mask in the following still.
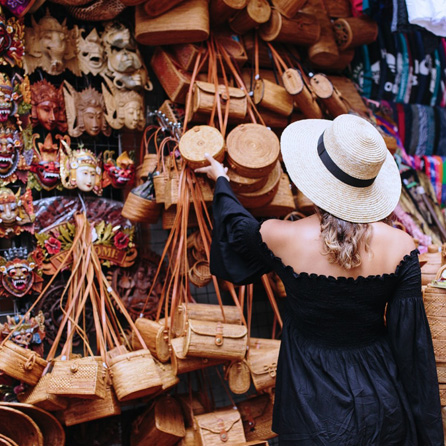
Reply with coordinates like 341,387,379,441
63,81,111,137
0,187,35,238
101,21,151,91
60,140,102,195
102,151,135,189
76,27,106,76
24,9,80,76
31,79,67,133
0,7,24,68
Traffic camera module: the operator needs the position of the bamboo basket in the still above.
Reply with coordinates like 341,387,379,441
0,406,43,446
194,408,246,445
238,394,276,442
226,124,280,179
143,0,186,17
323,0,351,17
108,349,163,401
210,0,248,25
271,0,307,18
131,395,186,446
226,359,251,394
131,318,170,362
171,337,227,375
179,125,226,169
135,0,210,46
259,10,320,46
59,385,121,426
0,434,18,446
48,356,107,399
182,319,248,360
303,0,339,68
150,47,192,104
247,338,280,392
0,402,65,446
188,82,248,124
19,373,68,412
282,68,323,119
236,162,282,209
136,153,158,184
310,73,349,118
171,43,208,72
229,0,271,34
333,17,378,51
0,341,47,385
121,192,162,224
439,384,446,406
253,78,294,117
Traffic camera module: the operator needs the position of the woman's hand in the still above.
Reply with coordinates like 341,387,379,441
195,153,229,182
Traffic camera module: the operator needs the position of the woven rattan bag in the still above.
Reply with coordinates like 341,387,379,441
247,338,280,392
131,395,186,446
0,340,47,386
238,393,276,442
182,319,248,361
131,317,170,363
226,359,252,394
194,407,246,445
48,356,107,399
108,348,163,401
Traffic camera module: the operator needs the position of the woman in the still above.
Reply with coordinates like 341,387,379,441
196,114,444,445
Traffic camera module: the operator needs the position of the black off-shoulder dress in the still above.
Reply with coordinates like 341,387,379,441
210,177,444,446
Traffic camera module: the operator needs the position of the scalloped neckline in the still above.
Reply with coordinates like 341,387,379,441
258,231,419,283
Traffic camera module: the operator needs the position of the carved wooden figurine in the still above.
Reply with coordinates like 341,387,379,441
0,187,35,238
76,27,106,76
102,151,135,189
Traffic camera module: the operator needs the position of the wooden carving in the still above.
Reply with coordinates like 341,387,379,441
102,76,145,131
0,187,35,238
102,151,135,189
0,7,24,68
76,27,106,76
101,21,152,91
31,79,67,133
63,81,111,137
60,139,102,195
0,73,26,125
24,9,80,76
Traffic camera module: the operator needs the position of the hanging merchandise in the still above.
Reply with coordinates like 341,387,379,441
0,73,30,128
0,187,35,237
0,6,24,68
75,28,106,76
63,82,111,138
24,11,80,76
101,151,135,189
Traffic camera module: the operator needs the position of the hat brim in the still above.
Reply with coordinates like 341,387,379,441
280,119,401,223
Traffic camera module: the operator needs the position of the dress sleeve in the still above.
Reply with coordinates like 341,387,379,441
386,251,444,446
210,177,271,285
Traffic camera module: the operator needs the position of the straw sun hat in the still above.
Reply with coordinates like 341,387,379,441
280,114,401,223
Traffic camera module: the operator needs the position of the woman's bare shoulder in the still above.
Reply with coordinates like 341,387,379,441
372,222,417,260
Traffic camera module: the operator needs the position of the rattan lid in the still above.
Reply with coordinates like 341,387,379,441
226,123,280,172
179,125,225,168
227,166,269,192
310,74,333,99
259,9,282,41
237,161,282,199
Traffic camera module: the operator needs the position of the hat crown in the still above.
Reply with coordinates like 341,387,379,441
323,115,387,181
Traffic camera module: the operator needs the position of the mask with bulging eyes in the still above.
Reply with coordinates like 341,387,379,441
0,187,35,238
77,27,106,76
102,151,135,189
1,311,45,350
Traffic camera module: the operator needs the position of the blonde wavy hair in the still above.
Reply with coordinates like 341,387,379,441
314,206,372,270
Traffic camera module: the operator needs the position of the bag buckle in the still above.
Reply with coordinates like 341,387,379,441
264,362,277,378
215,322,223,346
217,418,228,442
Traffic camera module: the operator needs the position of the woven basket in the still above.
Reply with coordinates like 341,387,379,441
135,0,210,46
171,337,226,375
60,385,121,426
253,78,294,117
238,394,276,442
122,192,162,224
150,47,192,104
194,408,246,445
227,167,269,194
136,153,158,184
259,10,320,46
179,125,225,170
0,341,47,385
247,338,280,392
210,0,248,26
131,318,170,363
188,260,212,288
67,0,126,20
0,406,43,446
439,384,446,406
19,373,68,412
0,402,65,446
0,434,18,446
108,349,162,401
131,395,186,446
271,0,307,18
333,17,378,51
143,0,186,16
236,162,282,209
437,362,446,384
419,245,442,286
226,124,280,179
226,360,251,394
182,319,248,361
48,356,107,399
310,73,349,118
229,0,271,34
156,361,180,391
